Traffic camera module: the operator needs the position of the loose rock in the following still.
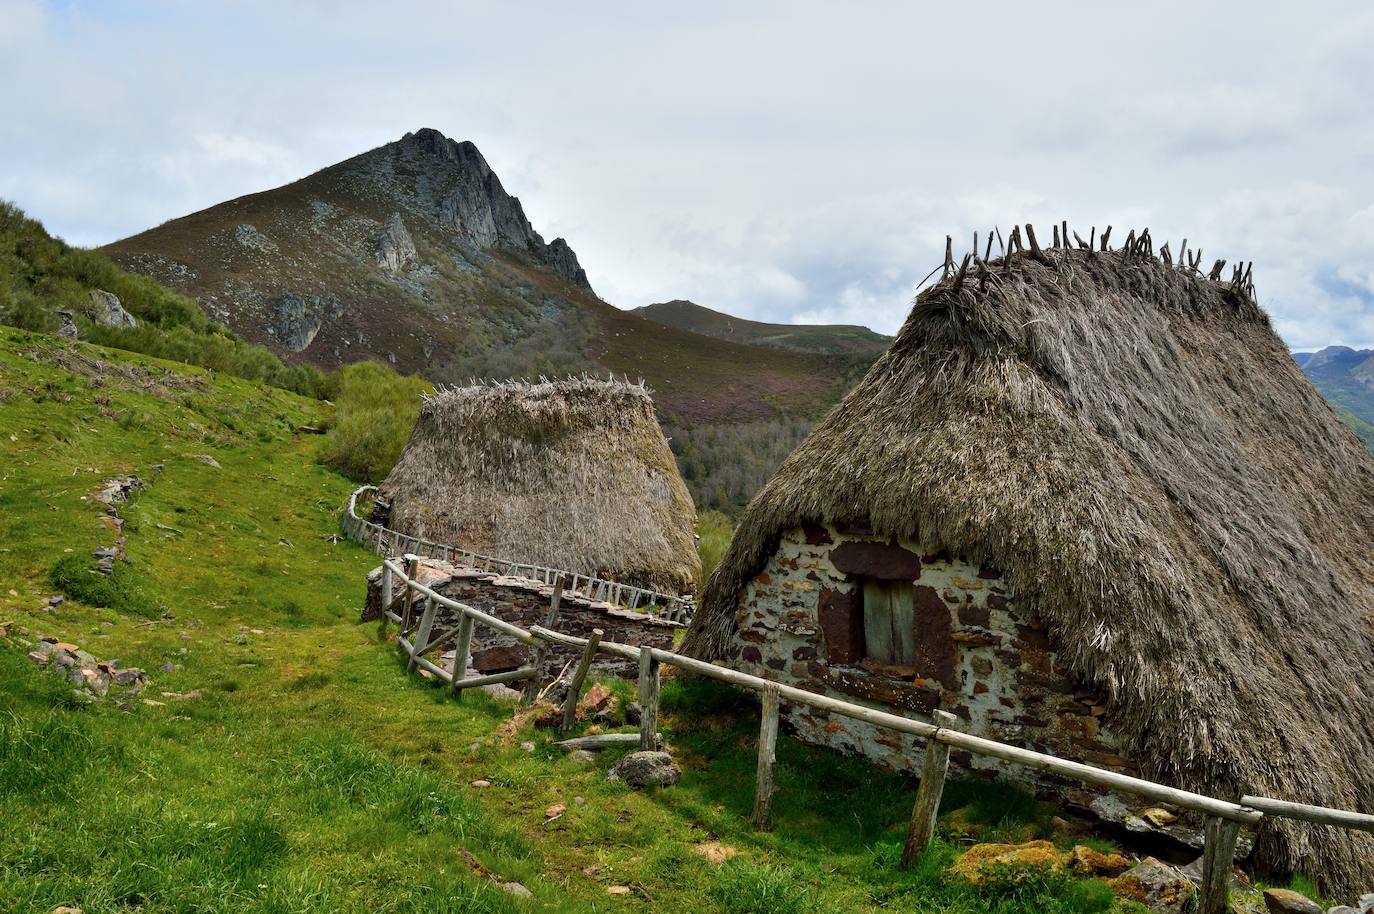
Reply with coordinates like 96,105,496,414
1110,858,1194,914
1067,845,1131,878
1262,889,1323,914
499,881,532,899
608,751,680,788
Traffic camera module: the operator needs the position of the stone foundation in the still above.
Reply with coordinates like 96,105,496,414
363,557,682,680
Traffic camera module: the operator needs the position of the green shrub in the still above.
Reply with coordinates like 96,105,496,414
316,361,431,482
696,509,734,583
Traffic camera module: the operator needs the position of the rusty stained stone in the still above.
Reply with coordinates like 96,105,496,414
1014,623,1052,651
471,644,529,672
802,524,833,545
958,602,991,628
970,655,993,677
911,584,958,688
987,594,1009,611
817,587,863,664
741,645,763,664
829,540,920,580
755,572,773,586
739,629,766,644
766,657,786,670
973,681,989,695
809,663,941,714
792,645,817,661
976,563,1003,580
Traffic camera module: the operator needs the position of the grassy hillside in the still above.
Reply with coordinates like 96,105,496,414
0,326,1183,914
633,300,891,357
0,200,324,396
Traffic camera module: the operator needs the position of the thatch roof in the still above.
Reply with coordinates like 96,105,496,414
683,236,1374,894
379,377,700,593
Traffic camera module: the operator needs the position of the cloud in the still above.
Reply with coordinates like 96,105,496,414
2,1,1374,347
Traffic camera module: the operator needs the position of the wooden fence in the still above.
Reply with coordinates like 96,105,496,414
372,554,1374,914
342,485,693,622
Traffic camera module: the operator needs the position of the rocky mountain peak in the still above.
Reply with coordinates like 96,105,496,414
355,128,592,292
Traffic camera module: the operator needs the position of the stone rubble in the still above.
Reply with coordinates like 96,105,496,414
28,636,147,700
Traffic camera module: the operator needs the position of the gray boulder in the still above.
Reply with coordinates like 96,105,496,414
56,310,79,338
270,293,323,352
1112,857,1194,914
608,751,680,789
374,213,417,272
89,290,137,329
234,223,278,253
1262,889,1323,914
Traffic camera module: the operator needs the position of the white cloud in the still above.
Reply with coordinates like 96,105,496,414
2,1,1374,346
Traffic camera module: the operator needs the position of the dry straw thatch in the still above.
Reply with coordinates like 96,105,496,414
684,229,1374,895
379,377,700,594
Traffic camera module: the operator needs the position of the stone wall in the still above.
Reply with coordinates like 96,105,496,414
725,523,1146,819
363,557,681,679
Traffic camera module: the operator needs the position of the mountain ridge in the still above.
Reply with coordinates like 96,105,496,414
102,128,855,429
632,299,891,356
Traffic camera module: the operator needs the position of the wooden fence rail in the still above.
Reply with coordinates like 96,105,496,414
370,553,1374,914
344,486,693,622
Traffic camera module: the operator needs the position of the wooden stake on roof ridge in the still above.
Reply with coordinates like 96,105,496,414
1209,259,1226,281
1123,229,1136,254
1025,224,1042,257
1052,224,1061,248
944,236,954,278
1101,226,1112,251
984,230,995,261
995,227,1005,256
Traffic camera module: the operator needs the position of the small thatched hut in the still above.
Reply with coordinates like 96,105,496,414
683,235,1374,894
379,377,700,594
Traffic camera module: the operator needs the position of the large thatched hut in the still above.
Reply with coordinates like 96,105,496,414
683,234,1374,894
379,377,700,594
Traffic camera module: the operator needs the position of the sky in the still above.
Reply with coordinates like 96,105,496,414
4,1,1374,349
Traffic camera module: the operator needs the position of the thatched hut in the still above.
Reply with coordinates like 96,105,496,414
379,377,700,594
683,235,1374,894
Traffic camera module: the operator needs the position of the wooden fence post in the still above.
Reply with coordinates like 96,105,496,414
1199,814,1240,914
901,709,959,868
400,579,415,635
380,563,393,632
408,597,436,672
521,578,565,706
560,628,602,733
752,683,782,830
450,612,475,699
638,646,660,750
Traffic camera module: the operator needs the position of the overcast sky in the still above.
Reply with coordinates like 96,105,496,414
4,1,1374,349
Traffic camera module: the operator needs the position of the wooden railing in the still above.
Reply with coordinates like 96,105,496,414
342,485,693,622
374,555,1374,914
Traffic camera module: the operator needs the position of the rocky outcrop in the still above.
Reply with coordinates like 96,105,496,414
56,310,79,339
396,128,593,292
89,290,137,329
269,292,341,352
373,213,416,272
234,223,278,254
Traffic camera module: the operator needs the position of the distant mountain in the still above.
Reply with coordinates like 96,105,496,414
1295,346,1374,449
102,128,849,429
633,299,891,356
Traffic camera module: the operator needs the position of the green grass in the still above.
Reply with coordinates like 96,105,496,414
0,326,1141,913
695,509,734,582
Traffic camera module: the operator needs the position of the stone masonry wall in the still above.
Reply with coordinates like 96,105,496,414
363,557,681,680
727,524,1139,817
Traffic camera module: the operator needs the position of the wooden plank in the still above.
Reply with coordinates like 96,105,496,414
408,597,436,672
901,709,958,867
452,667,537,691
560,628,602,733
449,613,474,699
752,683,781,830
396,637,451,683
1199,814,1240,914
555,732,657,751
521,578,564,706
638,646,661,751
1241,794,1374,832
